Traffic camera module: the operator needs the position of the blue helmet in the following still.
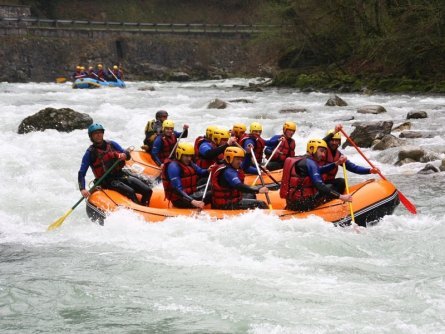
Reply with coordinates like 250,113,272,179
88,123,105,135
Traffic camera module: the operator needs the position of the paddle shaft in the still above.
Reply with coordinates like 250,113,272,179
48,158,122,231
342,163,356,224
202,171,212,201
92,72,107,83
339,128,417,214
250,147,272,209
251,141,282,185
259,166,280,185
167,131,185,159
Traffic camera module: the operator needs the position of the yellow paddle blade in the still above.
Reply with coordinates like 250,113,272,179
47,208,73,231
268,204,273,210
55,77,67,83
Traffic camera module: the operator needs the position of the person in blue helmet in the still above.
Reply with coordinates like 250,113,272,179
78,123,152,206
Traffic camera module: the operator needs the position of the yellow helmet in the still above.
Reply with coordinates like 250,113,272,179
206,125,218,140
306,139,328,155
232,123,246,137
113,65,118,70
212,128,230,145
224,147,245,164
162,120,175,130
76,65,81,70
97,64,103,69
175,142,194,160
80,66,85,70
250,122,262,132
283,121,297,132
88,66,94,70
327,129,341,141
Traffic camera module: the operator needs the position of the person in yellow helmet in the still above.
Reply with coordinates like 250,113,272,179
110,65,123,81
322,124,380,184
210,147,269,210
150,119,189,166
264,121,297,171
161,142,210,209
231,123,246,143
239,122,272,174
95,63,105,81
280,139,351,212
194,127,237,170
142,110,169,152
72,65,85,80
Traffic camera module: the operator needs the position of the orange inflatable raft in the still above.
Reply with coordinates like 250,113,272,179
86,179,399,227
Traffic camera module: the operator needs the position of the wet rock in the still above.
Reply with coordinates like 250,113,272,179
372,134,404,150
342,121,393,148
138,86,155,91
229,98,254,103
396,148,440,165
279,107,308,114
18,107,92,134
357,105,387,114
325,95,348,106
440,159,445,172
399,131,433,139
393,121,412,132
241,85,263,92
168,71,190,82
207,98,228,109
407,110,428,119
334,116,355,122
417,163,439,174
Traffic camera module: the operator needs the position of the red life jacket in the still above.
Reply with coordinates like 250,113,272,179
161,159,198,202
324,148,341,181
280,155,318,200
88,141,124,179
194,136,217,169
239,134,266,163
97,69,105,79
265,138,296,162
211,164,245,208
158,135,177,163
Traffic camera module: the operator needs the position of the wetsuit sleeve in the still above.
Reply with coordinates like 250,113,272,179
167,162,194,202
192,163,210,177
307,159,341,198
150,136,163,166
200,142,228,159
346,159,371,174
175,129,188,139
78,150,91,190
319,162,337,174
264,135,279,147
224,168,258,194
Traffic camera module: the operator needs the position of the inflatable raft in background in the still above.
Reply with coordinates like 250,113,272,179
86,179,400,227
72,77,126,89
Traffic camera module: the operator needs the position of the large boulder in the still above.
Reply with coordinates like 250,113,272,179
407,111,428,119
417,163,439,174
399,131,434,139
396,148,440,165
357,105,387,114
207,98,228,109
392,121,412,132
18,107,92,134
325,95,347,106
342,121,393,148
372,134,404,150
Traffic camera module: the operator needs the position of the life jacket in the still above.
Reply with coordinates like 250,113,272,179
96,69,105,79
162,159,198,202
194,136,220,169
144,119,161,146
324,148,341,181
211,164,245,208
239,134,266,163
88,141,124,179
265,137,296,162
280,155,318,200
157,134,177,163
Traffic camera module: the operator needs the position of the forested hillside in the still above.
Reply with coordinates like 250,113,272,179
2,0,444,92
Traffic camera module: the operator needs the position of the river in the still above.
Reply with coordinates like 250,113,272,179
1,79,444,333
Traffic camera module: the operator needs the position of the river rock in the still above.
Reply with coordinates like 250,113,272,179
279,107,308,114
138,86,155,91
440,159,445,172
229,98,254,103
357,105,387,114
334,115,355,122
417,163,439,174
168,71,191,82
207,98,228,109
407,110,428,119
342,121,393,148
325,95,348,106
18,107,92,134
393,121,412,132
399,131,433,139
396,148,440,165
372,134,404,150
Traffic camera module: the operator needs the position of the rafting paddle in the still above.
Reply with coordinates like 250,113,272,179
339,128,417,214
250,147,272,210
167,130,186,159
251,141,282,185
47,159,122,231
342,163,356,224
